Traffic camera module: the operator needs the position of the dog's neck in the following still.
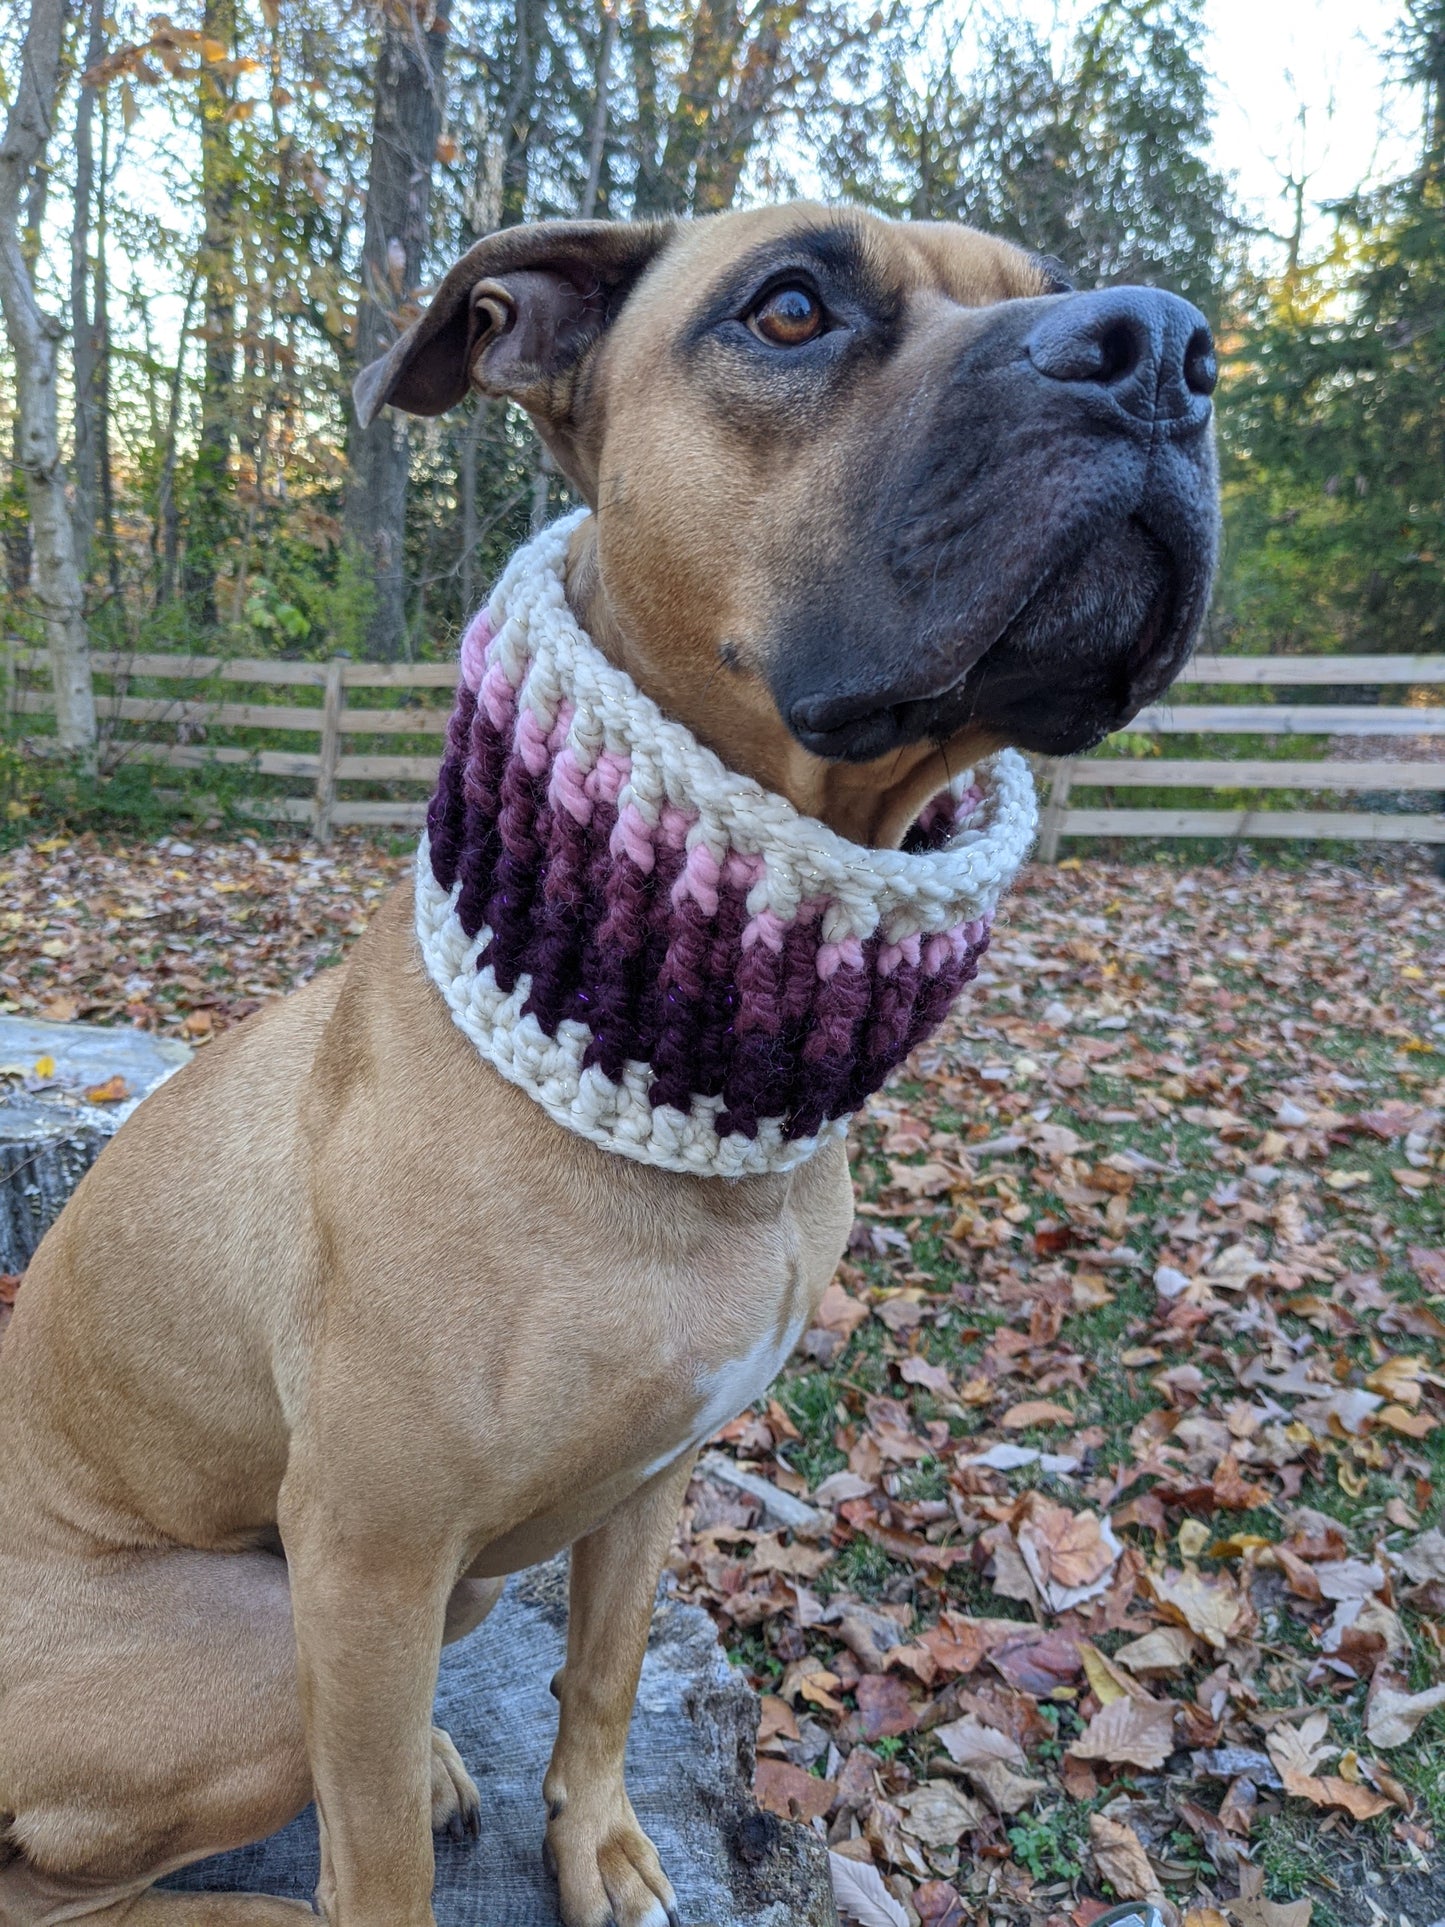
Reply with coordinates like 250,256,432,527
563,519,960,851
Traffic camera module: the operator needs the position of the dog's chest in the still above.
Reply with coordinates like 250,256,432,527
639,1296,812,1482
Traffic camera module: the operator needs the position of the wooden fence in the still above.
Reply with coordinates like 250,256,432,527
5,644,1444,852
1034,654,1445,859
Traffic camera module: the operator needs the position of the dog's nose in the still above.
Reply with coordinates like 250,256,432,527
1026,287,1216,426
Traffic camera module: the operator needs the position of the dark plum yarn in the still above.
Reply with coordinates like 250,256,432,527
422,611,994,1150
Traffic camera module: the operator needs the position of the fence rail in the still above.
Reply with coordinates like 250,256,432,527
4,644,1443,850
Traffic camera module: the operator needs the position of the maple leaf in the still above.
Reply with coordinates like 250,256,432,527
1226,1864,1313,1927
1015,1495,1122,1612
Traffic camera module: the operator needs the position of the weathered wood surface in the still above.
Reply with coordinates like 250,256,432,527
164,1558,838,1926
0,1016,191,1274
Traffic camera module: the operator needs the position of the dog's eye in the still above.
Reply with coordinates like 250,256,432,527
749,284,824,347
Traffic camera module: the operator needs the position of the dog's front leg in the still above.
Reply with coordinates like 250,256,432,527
281,1473,453,1927
544,1452,695,1927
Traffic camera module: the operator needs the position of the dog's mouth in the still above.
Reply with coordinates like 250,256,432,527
786,518,1188,764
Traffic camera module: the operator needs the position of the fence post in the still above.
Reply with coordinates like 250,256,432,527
312,659,346,843
1036,757,1075,864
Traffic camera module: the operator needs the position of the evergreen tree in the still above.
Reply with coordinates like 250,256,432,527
1218,0,1445,652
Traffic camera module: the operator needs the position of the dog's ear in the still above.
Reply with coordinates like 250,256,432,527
353,219,675,453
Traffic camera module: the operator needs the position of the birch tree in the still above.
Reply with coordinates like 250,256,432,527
0,0,97,759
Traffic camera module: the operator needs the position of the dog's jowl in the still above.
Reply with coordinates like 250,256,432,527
0,205,1218,1927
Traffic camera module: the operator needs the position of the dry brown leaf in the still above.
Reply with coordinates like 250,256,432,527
1364,1354,1426,1406
959,1756,1047,1817
1365,1675,1445,1748
1069,1693,1176,1770
1001,1399,1074,1430
1226,1865,1313,1927
933,1714,1028,1771
813,1279,871,1339
754,1758,836,1823
1280,1768,1392,1821
1114,1627,1196,1675
1089,1813,1163,1902
895,1779,986,1848
1146,1565,1252,1650
82,1073,131,1103
829,1851,910,1927
1015,1495,1122,1612
1266,1711,1333,1780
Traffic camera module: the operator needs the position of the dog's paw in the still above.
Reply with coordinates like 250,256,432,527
430,1724,481,1841
543,1790,679,1927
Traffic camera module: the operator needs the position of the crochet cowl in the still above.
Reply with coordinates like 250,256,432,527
416,513,1038,1177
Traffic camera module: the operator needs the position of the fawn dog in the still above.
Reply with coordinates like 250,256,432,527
0,204,1217,1927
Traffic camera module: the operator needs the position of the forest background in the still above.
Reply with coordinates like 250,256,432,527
0,0,1442,763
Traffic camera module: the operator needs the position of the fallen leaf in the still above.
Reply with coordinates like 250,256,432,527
1280,1769,1392,1821
1365,1675,1445,1748
813,1279,870,1340
913,1881,967,1927
754,1758,836,1823
899,1354,954,1397
895,1779,985,1848
829,1851,909,1927
1001,1399,1074,1429
1088,1813,1162,1902
934,1714,1028,1772
1114,1627,1196,1675
1266,1712,1333,1780
1069,1693,1177,1770
1146,1566,1253,1651
853,1674,918,1740
1016,1496,1122,1612
82,1073,131,1104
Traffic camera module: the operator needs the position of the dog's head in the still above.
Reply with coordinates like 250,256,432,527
358,204,1219,843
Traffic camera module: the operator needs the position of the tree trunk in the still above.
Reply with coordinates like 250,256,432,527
94,85,119,598
0,0,97,760
459,400,484,615
155,275,199,607
580,1,619,219
183,0,237,624
628,0,668,216
69,0,105,591
343,0,447,660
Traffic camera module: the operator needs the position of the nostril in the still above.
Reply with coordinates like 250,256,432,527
1095,319,1144,386
1184,326,1218,397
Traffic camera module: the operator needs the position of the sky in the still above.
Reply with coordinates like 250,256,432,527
1017,0,1418,251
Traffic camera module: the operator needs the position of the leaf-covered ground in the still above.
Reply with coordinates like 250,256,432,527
1,834,1443,1927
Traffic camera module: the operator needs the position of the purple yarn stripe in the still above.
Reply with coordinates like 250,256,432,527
426,658,992,1143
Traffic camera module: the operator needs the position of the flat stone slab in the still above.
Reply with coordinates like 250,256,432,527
163,1560,837,1926
0,1015,191,1273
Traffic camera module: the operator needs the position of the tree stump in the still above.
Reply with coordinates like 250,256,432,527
163,1558,838,1925
0,1016,192,1275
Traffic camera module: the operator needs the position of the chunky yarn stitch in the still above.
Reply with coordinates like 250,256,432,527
416,512,1038,1177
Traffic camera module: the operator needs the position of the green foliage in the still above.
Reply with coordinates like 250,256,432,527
825,0,1236,320
1215,2,1445,654
1006,1806,1089,1883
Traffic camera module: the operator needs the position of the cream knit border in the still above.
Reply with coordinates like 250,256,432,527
415,514,1038,1177
470,512,1039,946
415,842,850,1177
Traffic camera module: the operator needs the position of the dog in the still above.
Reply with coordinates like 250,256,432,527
0,203,1218,1927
